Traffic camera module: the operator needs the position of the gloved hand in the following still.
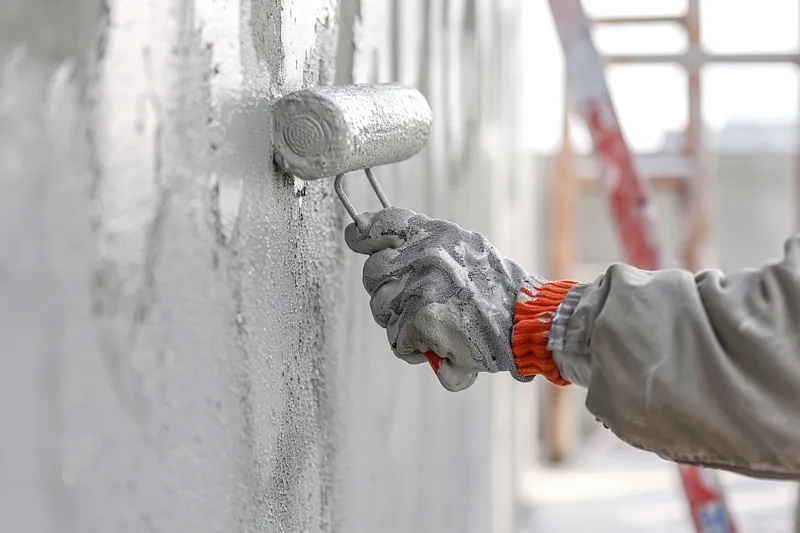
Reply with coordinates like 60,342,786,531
344,207,541,391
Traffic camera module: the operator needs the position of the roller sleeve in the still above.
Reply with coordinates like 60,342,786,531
272,82,433,180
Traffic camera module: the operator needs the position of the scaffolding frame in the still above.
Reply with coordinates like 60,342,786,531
547,2,800,530
548,0,800,464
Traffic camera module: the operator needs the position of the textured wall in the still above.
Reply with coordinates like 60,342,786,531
0,1,537,532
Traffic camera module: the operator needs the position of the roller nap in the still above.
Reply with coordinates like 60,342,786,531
272,82,433,180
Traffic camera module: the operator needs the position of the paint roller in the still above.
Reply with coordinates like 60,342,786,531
272,82,478,391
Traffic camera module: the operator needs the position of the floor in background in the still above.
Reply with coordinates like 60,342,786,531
519,429,797,533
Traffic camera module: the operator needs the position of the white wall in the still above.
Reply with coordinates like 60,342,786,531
0,1,539,532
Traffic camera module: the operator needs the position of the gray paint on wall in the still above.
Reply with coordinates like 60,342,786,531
1,1,531,532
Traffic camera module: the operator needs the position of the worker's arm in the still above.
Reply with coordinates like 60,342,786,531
549,234,800,480
345,207,800,480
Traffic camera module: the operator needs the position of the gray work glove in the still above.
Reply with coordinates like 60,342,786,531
344,207,537,391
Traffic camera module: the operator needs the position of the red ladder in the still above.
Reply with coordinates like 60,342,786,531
546,1,737,532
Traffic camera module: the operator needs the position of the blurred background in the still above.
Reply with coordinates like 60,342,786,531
1,0,799,532
522,2,800,531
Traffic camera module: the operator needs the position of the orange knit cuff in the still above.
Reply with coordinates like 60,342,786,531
512,280,578,386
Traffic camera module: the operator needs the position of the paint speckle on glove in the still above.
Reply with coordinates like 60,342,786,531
345,207,539,391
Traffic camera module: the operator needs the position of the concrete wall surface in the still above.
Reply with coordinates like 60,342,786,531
0,1,540,532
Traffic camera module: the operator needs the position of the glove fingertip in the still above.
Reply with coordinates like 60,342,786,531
435,361,478,392
344,207,421,255
404,352,429,365
343,221,366,254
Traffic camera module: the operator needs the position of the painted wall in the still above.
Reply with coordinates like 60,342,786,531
0,1,540,532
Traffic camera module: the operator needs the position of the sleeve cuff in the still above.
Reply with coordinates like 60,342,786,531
548,282,592,387
547,282,591,353
512,280,579,386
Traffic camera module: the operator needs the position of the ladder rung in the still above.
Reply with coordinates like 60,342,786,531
605,52,800,65
592,15,685,25
576,153,693,182
577,175,687,191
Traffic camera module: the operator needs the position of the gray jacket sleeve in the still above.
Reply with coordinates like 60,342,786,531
549,233,800,480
